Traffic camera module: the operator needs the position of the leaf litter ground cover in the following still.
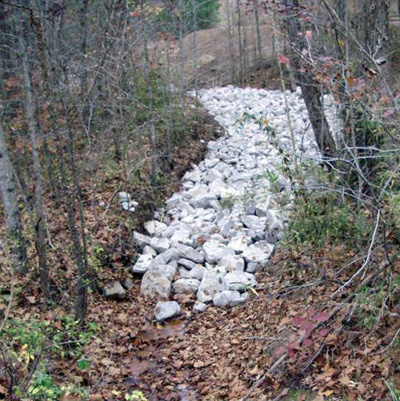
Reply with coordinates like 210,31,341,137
71,249,400,400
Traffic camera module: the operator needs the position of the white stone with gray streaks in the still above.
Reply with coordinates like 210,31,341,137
154,301,181,321
213,290,249,307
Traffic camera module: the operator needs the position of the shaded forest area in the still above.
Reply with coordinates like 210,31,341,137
1,0,400,400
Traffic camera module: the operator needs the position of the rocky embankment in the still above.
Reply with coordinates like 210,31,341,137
123,86,339,320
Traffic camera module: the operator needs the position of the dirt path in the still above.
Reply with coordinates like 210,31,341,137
174,2,277,88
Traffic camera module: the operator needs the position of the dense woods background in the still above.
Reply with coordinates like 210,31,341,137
1,0,400,400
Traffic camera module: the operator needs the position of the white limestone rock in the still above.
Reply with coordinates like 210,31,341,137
227,234,251,253
103,281,126,299
132,254,153,274
148,264,176,281
241,215,265,231
242,242,274,264
154,301,181,321
213,290,248,307
118,192,130,202
173,278,201,294
133,232,152,248
217,255,245,272
143,246,157,257
246,262,259,273
175,244,204,264
144,220,168,236
197,268,226,303
150,248,179,267
170,229,193,246
203,241,235,264
179,265,205,281
222,271,257,292
193,302,208,313
141,271,171,300
150,237,170,253
178,258,197,270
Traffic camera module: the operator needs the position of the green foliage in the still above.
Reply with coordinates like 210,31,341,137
89,244,105,273
16,370,90,401
158,0,220,35
355,284,387,330
77,357,92,370
2,314,99,366
125,391,149,401
385,380,400,401
285,190,369,249
132,70,166,125
259,169,279,185
219,195,235,211
26,371,62,401
2,315,98,399
183,0,220,31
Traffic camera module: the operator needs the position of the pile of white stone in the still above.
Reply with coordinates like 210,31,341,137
129,86,340,321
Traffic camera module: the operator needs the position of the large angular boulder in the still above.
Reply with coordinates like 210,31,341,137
132,254,153,274
173,279,201,294
203,241,235,264
222,271,257,292
197,268,226,303
141,270,171,299
227,234,250,253
179,265,206,280
217,255,245,272
241,215,265,231
149,248,179,268
178,258,197,270
154,301,181,321
133,232,152,248
150,237,170,253
103,281,126,300
213,290,248,307
242,242,274,264
175,244,204,263
149,264,176,281
170,229,193,246
144,220,168,236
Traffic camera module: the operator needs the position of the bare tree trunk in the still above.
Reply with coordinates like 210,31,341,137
0,121,27,273
254,0,263,64
301,79,337,157
236,0,244,84
21,37,49,298
32,7,89,320
142,2,157,186
283,0,337,158
227,0,236,83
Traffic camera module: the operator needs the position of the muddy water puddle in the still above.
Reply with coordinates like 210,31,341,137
127,320,186,386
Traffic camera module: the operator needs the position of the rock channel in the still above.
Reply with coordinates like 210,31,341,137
128,86,340,321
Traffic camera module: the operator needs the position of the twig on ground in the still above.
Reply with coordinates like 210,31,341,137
242,336,276,341
377,327,400,355
332,210,381,295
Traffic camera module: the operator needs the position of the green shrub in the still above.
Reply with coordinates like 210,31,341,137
285,191,369,249
26,371,62,401
1,315,99,398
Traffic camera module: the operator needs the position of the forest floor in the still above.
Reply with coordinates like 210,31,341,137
12,243,398,401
